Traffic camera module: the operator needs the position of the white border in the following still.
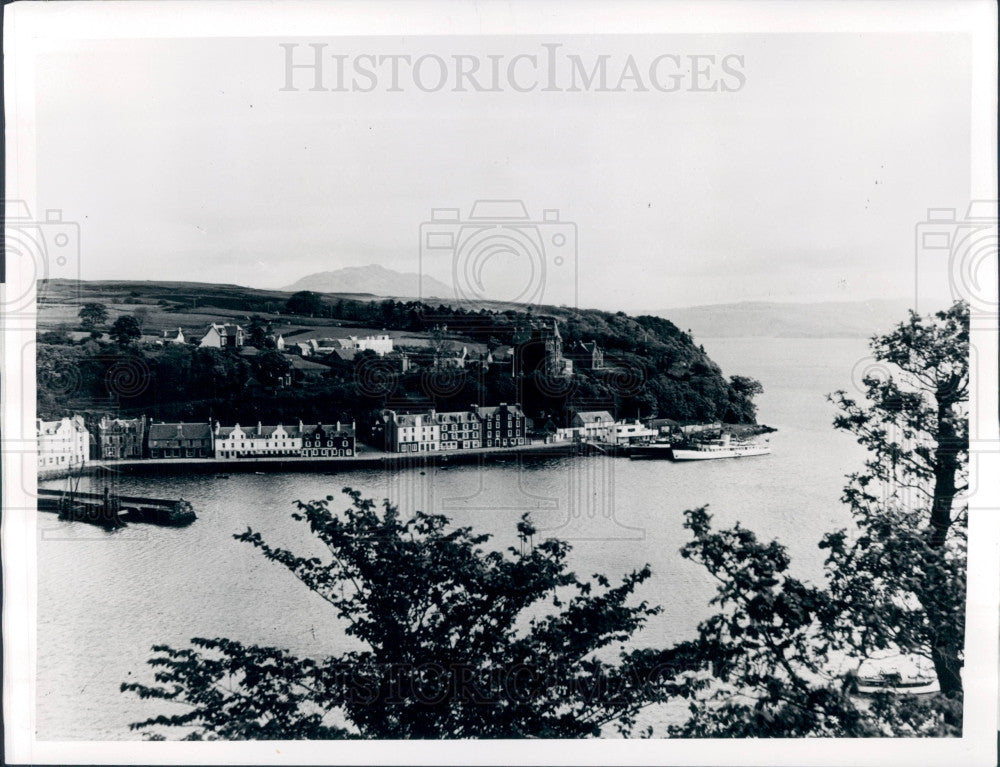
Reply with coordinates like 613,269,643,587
4,1,998,765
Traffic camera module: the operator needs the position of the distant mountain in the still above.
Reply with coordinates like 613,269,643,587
282,265,453,299
654,299,926,339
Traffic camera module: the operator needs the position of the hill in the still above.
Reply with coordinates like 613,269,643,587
282,265,453,299
655,299,923,339
36,278,764,429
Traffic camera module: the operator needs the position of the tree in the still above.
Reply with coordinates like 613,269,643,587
247,315,272,348
661,301,969,736
286,291,324,317
78,302,109,330
255,349,291,388
109,315,142,346
123,490,682,739
823,302,968,698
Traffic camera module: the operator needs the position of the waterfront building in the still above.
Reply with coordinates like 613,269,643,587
383,410,441,453
610,419,658,446
301,422,356,457
568,410,616,442
435,410,482,450
147,422,213,458
97,415,147,459
474,403,527,448
37,415,90,470
214,422,303,459
199,323,245,349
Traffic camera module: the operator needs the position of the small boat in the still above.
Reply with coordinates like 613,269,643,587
854,665,938,696
627,439,674,460
670,433,771,461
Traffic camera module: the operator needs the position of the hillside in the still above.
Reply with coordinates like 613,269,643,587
655,299,922,339
282,265,453,299
36,278,764,430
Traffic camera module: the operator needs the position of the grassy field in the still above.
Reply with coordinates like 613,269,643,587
38,279,487,351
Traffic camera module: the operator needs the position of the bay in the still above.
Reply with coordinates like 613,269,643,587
35,336,871,739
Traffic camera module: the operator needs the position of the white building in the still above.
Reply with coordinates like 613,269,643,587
199,323,245,349
161,327,185,344
383,410,440,453
347,334,394,356
214,421,302,459
37,415,90,470
569,410,616,442
610,419,659,446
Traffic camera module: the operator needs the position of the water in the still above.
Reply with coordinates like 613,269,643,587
35,337,871,739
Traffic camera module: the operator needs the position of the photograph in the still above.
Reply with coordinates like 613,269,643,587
2,1,997,765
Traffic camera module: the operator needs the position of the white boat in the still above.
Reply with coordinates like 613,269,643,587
670,433,771,461
853,656,939,696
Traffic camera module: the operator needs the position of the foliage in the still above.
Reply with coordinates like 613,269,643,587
660,301,969,736
286,291,324,316
39,293,762,429
109,315,142,346
822,302,968,699
247,315,273,348
254,350,292,388
78,302,109,330
123,490,684,738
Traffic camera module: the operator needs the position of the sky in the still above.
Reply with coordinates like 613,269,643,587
33,32,971,313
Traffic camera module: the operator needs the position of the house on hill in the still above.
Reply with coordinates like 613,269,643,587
161,327,185,345
199,323,245,349
566,341,605,371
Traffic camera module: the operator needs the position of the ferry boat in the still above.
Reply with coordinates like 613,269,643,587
670,432,771,461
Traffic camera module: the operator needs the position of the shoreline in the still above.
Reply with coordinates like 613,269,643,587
37,441,581,480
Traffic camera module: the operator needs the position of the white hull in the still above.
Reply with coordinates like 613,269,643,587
671,444,771,461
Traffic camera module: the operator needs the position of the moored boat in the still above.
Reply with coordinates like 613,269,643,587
670,432,771,461
627,439,674,459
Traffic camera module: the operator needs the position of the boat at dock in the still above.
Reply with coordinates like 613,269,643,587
669,432,771,461
627,439,675,460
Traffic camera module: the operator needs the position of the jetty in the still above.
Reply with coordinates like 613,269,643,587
37,487,196,528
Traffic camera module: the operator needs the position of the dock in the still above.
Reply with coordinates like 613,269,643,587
37,488,196,528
